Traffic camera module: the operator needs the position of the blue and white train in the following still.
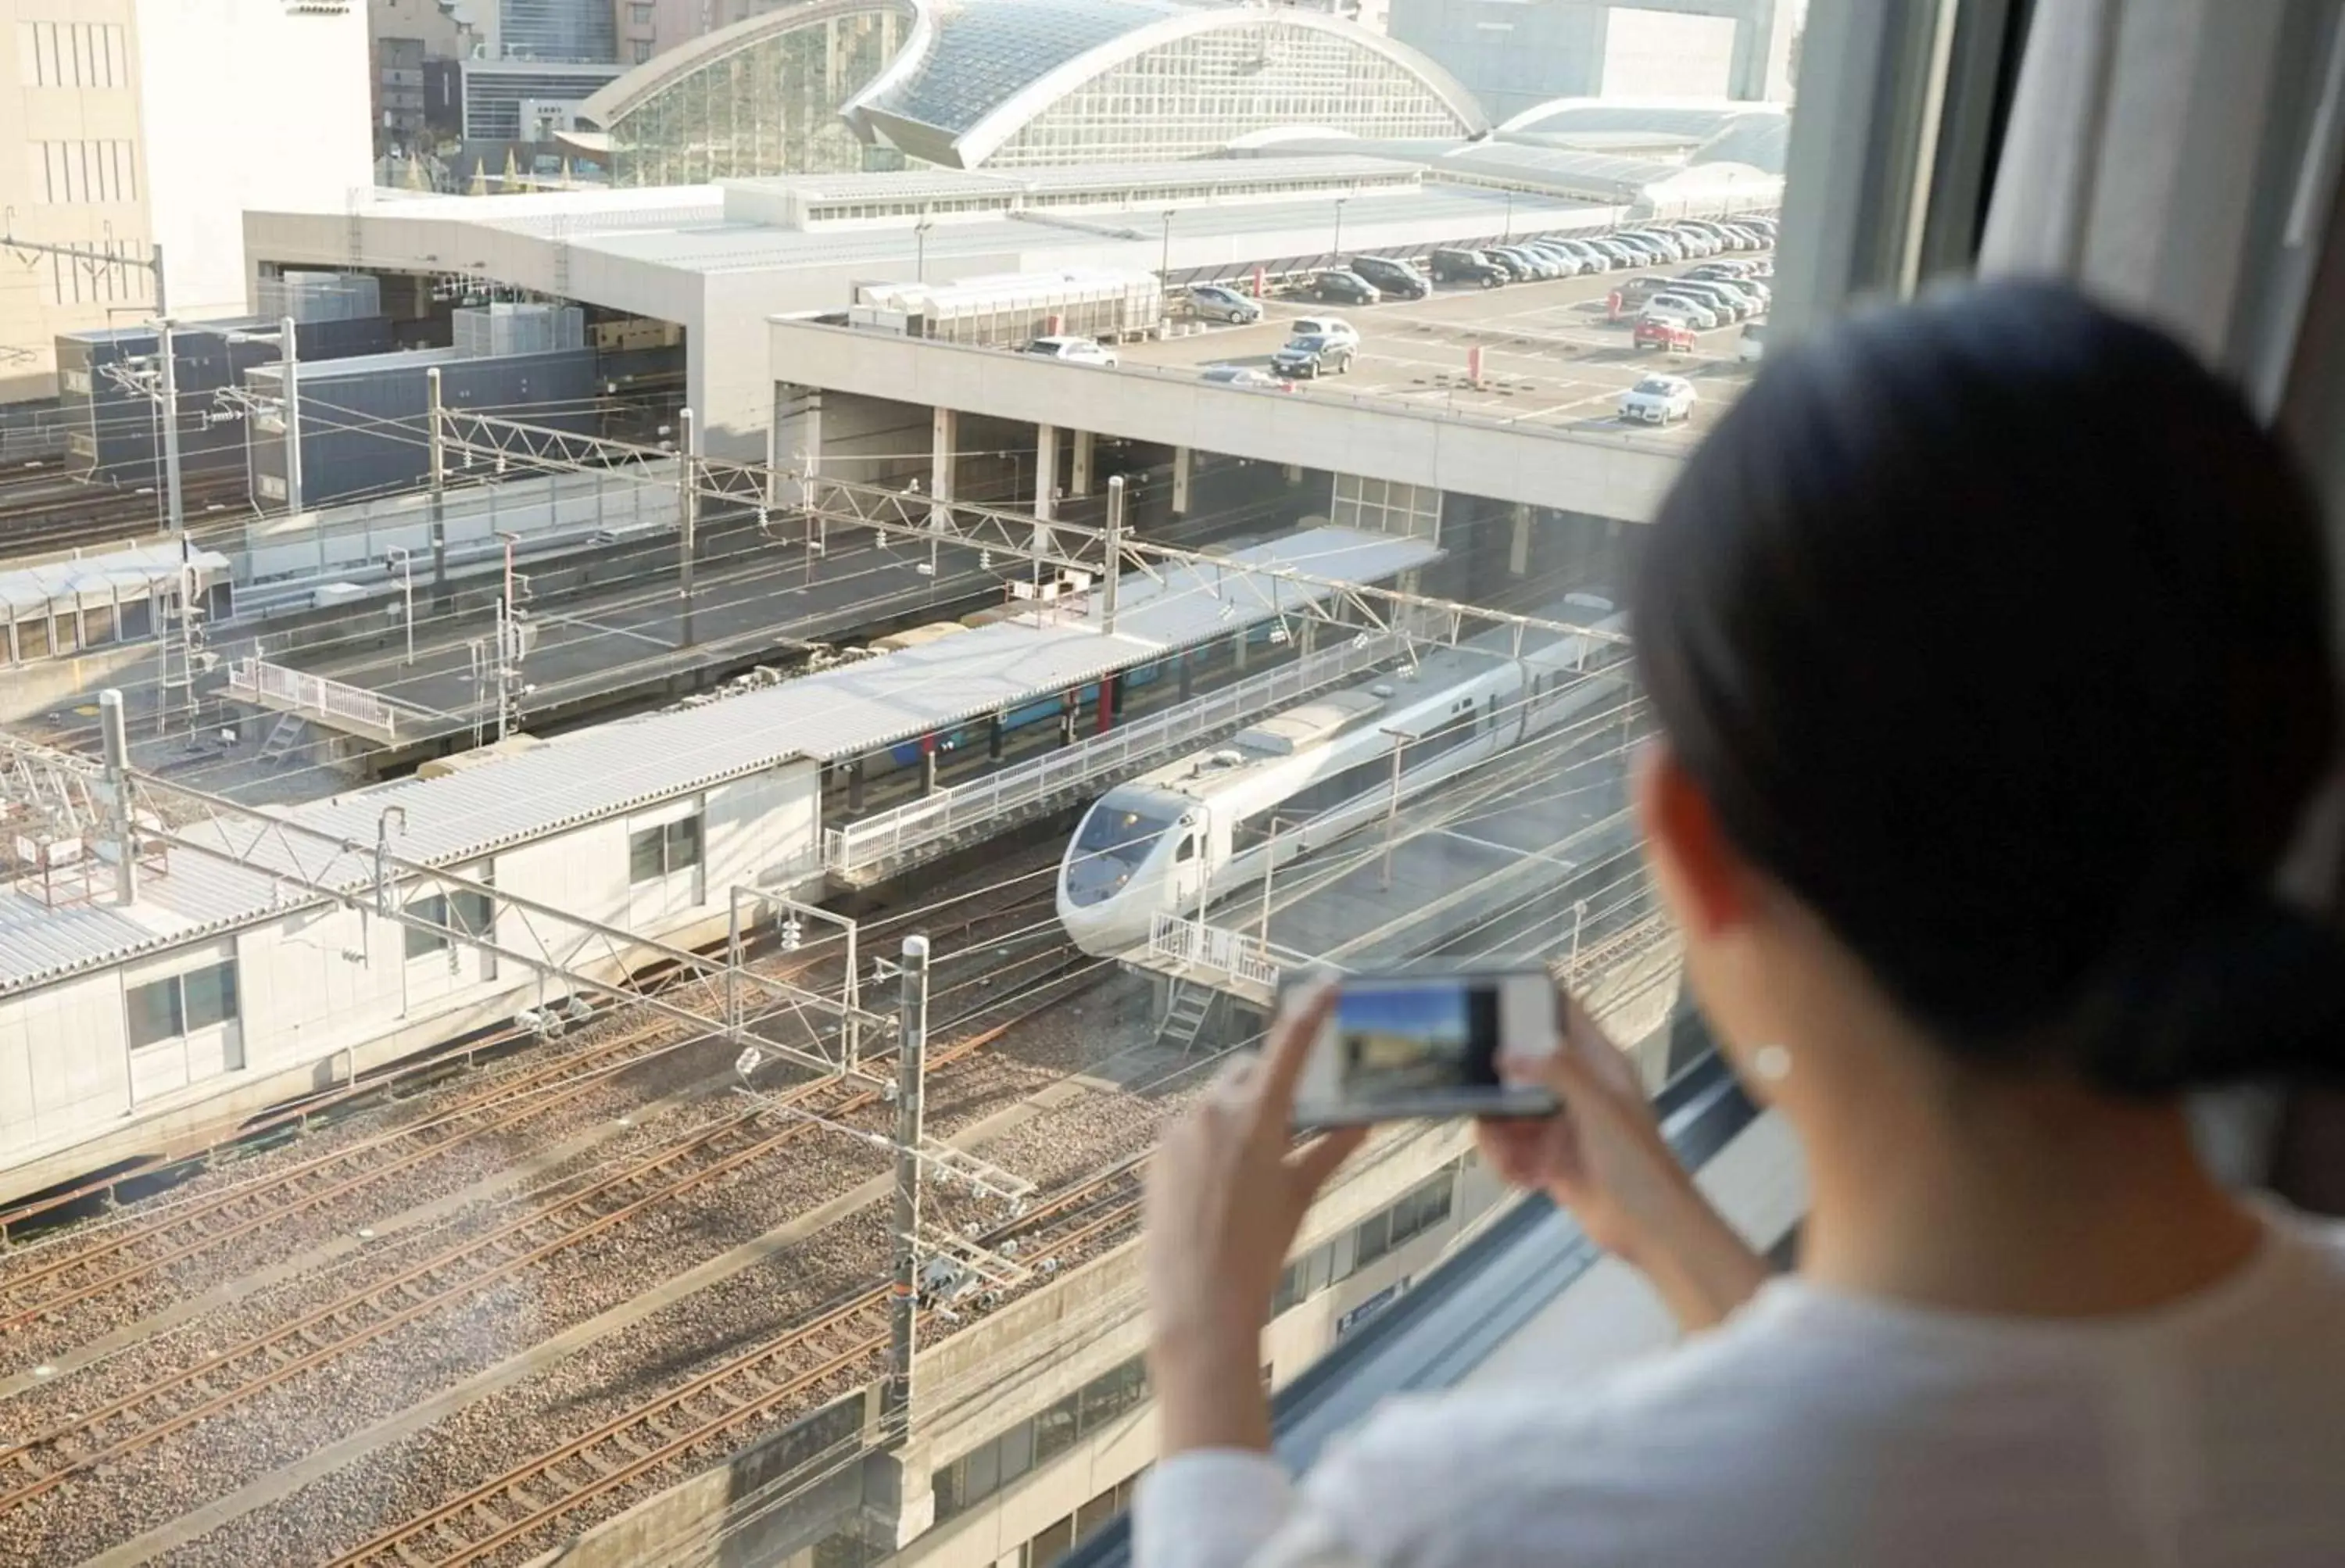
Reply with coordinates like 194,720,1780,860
1057,598,1633,955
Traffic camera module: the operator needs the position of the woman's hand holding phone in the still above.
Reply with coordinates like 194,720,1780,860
1481,993,1768,1331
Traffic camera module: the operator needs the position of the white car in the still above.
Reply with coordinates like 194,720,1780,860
1620,374,1697,425
1738,322,1766,363
1023,335,1119,367
1289,316,1360,350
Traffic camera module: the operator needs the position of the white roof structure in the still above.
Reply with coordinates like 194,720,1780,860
0,526,1437,993
1,544,232,616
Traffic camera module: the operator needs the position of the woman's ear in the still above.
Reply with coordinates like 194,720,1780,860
1634,743,1753,940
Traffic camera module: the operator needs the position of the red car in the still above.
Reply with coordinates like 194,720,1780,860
1634,317,1695,353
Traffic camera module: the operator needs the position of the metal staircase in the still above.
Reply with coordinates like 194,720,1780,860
1156,980,1219,1055
258,713,307,764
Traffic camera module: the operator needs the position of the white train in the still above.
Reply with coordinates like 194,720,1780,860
1057,599,1633,955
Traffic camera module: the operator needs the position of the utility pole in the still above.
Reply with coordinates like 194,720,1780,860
0,231,177,532
427,367,449,607
388,546,415,664
278,315,303,514
886,934,930,1439
99,689,136,906
1103,474,1125,636
677,406,697,648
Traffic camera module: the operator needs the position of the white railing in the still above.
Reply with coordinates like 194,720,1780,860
1147,912,1316,993
822,628,1420,876
229,657,400,739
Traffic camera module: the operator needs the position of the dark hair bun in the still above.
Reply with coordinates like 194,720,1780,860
2068,887,2345,1094
1634,281,2345,1093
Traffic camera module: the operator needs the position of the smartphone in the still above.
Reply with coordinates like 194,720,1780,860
1283,968,1561,1129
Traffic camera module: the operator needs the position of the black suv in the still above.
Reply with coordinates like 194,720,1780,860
1428,248,1508,288
1348,255,1430,299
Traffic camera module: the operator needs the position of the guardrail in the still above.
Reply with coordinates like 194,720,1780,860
822,629,1420,878
228,657,402,739
1147,912,1317,994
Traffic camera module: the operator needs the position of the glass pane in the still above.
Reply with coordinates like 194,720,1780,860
125,976,182,1048
998,1419,1033,1484
1354,1208,1391,1268
667,814,703,870
16,617,48,660
181,961,238,1031
931,1457,963,1520
1029,1515,1075,1568
965,1437,1001,1502
1033,1394,1077,1462
406,895,449,958
629,825,665,884
82,604,113,646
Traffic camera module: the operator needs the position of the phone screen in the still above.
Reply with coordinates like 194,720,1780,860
1287,970,1559,1128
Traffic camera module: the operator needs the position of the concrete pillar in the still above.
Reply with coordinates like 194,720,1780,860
1035,424,1059,520
1060,692,1079,746
929,406,957,528
1282,463,1303,487
847,758,865,812
920,745,940,796
1509,503,1532,578
1172,445,1193,516
989,712,1004,760
1071,429,1095,497
1233,626,1250,671
1178,652,1194,701
1301,618,1316,653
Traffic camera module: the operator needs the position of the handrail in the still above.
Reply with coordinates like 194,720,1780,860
822,631,1418,875
1147,912,1320,994
227,657,401,738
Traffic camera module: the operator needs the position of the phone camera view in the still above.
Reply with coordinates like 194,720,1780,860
1291,970,1558,1128
1336,983,1500,1097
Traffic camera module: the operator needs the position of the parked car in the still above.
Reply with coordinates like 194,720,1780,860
1428,247,1509,286
1609,233,1677,265
1620,373,1697,424
1643,292,1721,329
1667,279,1753,320
1588,238,1645,268
1271,332,1356,378
1738,321,1766,363
1703,277,1770,312
1633,316,1695,353
1187,283,1263,324
1662,225,1719,257
1290,317,1360,350
1552,238,1613,271
1022,335,1119,367
1620,231,1687,261
1310,269,1380,306
1521,242,1589,276
1201,364,1281,386
1610,274,1679,312
1348,255,1431,299
1487,247,1553,281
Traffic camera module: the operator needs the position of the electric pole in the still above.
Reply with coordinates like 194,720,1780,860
885,934,930,1439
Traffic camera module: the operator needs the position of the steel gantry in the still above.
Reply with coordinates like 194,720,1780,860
428,411,1631,660
0,729,892,1078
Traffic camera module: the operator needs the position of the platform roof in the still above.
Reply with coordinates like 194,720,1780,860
0,526,1437,994
1,543,232,615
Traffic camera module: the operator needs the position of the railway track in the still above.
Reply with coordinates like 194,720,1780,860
0,947,1083,1516
0,1015,686,1337
0,468,246,560
325,1156,1148,1568
0,847,1063,1280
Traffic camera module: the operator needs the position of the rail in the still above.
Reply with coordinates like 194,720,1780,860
227,657,402,739
822,631,1419,877
1147,911,1319,994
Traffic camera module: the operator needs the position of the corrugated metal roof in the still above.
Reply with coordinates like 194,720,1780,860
2,544,233,615
0,527,1437,994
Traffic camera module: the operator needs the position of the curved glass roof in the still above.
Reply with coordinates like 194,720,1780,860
864,0,1189,139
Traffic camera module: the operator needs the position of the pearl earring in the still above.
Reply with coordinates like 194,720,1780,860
1752,1044,1792,1082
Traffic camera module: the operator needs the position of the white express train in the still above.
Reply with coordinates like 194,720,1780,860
1057,599,1633,955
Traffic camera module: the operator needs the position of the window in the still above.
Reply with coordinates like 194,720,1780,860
27,139,137,203
632,39,653,63
628,814,702,885
16,616,48,661
16,22,126,88
406,889,494,959
628,2,653,20
127,959,239,1048
933,1355,1150,1524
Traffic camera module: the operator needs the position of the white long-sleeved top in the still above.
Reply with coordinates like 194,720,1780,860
1136,1203,2345,1568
